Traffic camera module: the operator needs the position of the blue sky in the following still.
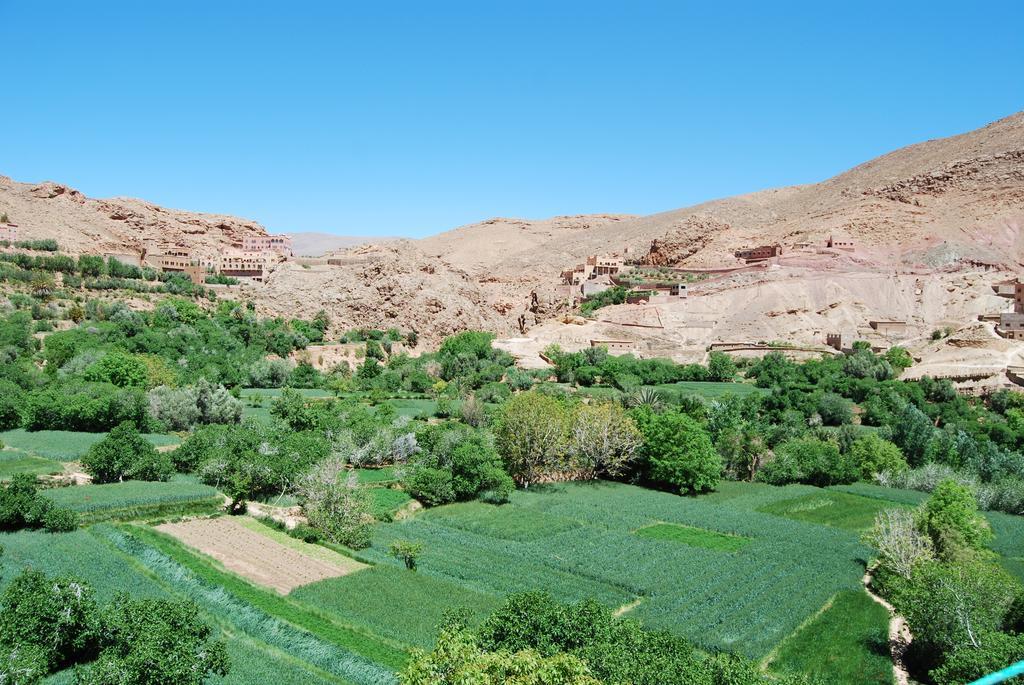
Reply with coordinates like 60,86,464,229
2,2,1021,237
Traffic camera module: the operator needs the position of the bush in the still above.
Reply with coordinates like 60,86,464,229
405,467,456,506
931,631,1024,685
816,392,853,426
42,507,79,533
81,421,173,483
631,407,720,494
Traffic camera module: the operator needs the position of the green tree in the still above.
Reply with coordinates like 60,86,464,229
390,539,424,570
916,479,993,559
849,434,907,479
631,407,721,494
76,595,229,685
567,401,642,479
757,436,855,487
401,627,600,685
297,461,374,548
494,392,569,487
706,352,737,382
83,351,149,388
0,569,100,670
81,421,172,483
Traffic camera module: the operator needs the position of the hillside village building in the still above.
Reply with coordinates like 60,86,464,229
999,313,1024,340
590,339,635,354
563,255,624,285
827,235,856,251
0,223,19,242
241,235,293,256
734,245,782,263
869,320,908,336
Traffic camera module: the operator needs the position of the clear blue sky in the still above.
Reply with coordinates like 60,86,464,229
2,2,1021,237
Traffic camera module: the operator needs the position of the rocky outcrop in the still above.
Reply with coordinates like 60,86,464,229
643,215,729,265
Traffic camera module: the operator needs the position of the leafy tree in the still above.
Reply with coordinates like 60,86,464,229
849,433,907,479
81,422,172,483
815,392,852,426
0,379,23,430
892,558,1017,657
405,467,456,506
931,631,1024,685
0,474,78,533
494,392,570,487
82,351,149,388
567,402,641,479
862,508,934,579
0,569,100,670
390,539,424,571
76,595,229,685
631,407,720,494
297,460,374,548
916,479,993,559
402,626,600,685
706,351,737,382
0,644,47,685
757,436,855,487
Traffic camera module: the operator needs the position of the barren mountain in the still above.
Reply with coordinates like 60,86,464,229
290,232,393,257
0,176,269,258
3,111,1023,355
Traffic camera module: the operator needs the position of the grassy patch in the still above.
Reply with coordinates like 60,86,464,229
827,483,928,506
356,466,399,485
758,491,902,532
291,566,500,648
369,488,412,521
768,590,892,685
0,429,179,461
41,480,222,522
635,523,749,552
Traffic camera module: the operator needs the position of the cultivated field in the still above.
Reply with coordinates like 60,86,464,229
0,449,62,480
41,479,222,522
0,429,180,461
157,516,367,593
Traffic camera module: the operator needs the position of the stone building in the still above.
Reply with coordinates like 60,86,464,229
869,320,907,336
734,245,783,262
219,252,269,281
563,255,624,285
0,222,19,242
999,313,1024,340
590,339,635,355
241,235,293,256
827,235,856,251
670,283,688,298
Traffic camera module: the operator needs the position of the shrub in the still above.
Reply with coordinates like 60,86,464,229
405,467,456,507
42,507,79,533
931,631,1024,685
816,392,853,426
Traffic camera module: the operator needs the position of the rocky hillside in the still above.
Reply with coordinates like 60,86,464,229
0,177,269,258
2,111,1022,344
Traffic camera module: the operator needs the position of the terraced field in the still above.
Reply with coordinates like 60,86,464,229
41,479,222,522
0,429,180,461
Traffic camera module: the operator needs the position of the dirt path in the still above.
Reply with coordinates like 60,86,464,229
863,572,912,685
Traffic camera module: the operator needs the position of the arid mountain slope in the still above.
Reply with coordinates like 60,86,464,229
0,176,268,257
2,111,1023,348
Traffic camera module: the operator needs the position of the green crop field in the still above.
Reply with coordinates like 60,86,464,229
0,449,63,479
41,480,222,522
356,466,399,484
757,491,902,532
359,481,871,658
0,429,180,461
654,380,766,400
635,522,750,551
291,565,500,648
768,590,892,685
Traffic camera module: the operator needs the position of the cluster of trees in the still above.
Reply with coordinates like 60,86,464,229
545,345,737,389
745,350,1024,513
0,559,228,685
864,480,1024,683
402,591,810,685
0,474,78,533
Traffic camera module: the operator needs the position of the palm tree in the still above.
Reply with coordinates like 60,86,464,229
624,387,664,411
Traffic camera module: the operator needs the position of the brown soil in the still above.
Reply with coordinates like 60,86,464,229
157,516,361,593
